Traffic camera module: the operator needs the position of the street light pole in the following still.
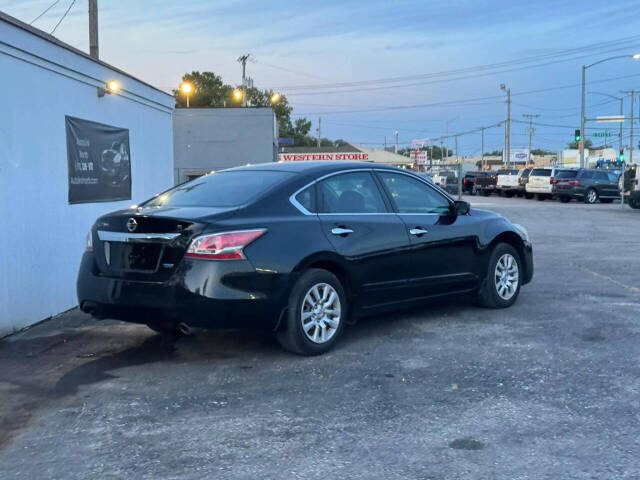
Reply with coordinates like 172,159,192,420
580,54,640,168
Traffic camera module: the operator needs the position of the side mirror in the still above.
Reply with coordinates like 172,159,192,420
453,200,470,216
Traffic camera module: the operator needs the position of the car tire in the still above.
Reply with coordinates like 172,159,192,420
476,243,522,308
630,197,640,209
482,190,491,197
536,194,546,201
560,196,571,203
276,269,347,355
585,188,599,204
524,192,534,199
504,191,514,198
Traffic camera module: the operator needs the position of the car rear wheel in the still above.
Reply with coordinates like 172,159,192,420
276,269,347,355
482,189,492,197
524,192,534,199
536,194,546,201
560,196,571,203
477,243,521,308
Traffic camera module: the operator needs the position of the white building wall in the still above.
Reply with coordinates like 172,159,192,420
0,15,175,336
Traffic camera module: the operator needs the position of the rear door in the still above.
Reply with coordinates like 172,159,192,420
316,170,412,309
375,170,480,298
594,171,617,197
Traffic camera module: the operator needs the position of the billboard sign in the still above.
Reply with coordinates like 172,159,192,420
508,148,530,163
66,116,131,204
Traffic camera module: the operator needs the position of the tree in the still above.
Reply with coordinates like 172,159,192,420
485,150,503,156
567,138,592,149
531,148,554,155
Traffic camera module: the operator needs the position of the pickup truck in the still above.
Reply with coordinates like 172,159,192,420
432,170,460,195
495,169,521,197
471,172,496,196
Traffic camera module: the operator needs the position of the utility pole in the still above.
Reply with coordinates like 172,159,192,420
88,0,98,59
394,130,398,154
317,117,322,148
384,136,387,151
619,96,624,155
480,127,485,170
523,114,540,164
622,90,636,165
500,84,511,167
631,90,635,165
429,144,433,170
237,53,251,107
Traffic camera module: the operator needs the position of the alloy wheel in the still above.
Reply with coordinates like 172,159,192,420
587,190,598,204
494,253,519,300
301,283,341,344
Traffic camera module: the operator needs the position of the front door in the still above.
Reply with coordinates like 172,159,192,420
316,170,412,309
375,170,480,298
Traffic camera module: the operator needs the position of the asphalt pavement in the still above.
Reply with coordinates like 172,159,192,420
1,196,639,479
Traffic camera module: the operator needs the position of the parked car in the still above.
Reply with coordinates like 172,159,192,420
496,169,521,197
518,168,533,198
620,164,640,209
462,171,489,194
77,162,533,355
471,171,497,196
432,170,460,195
553,168,621,204
551,169,579,202
525,167,555,200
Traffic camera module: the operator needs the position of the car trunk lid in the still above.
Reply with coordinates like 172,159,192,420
92,206,237,281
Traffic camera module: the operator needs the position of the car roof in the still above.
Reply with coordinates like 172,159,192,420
223,161,401,175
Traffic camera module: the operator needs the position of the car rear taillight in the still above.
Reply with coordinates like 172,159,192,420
85,230,93,252
185,229,267,260
568,180,580,186
550,177,554,184
463,178,467,185
526,177,530,184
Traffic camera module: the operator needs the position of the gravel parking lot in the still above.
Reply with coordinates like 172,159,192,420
1,196,639,480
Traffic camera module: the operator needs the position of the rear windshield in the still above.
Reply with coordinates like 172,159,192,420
520,168,532,177
555,170,578,179
497,169,519,175
142,170,293,207
530,168,551,176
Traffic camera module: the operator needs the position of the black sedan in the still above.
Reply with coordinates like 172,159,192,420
78,161,533,355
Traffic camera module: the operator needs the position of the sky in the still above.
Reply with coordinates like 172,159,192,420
3,0,640,155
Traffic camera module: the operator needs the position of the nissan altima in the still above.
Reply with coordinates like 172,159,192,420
78,161,533,355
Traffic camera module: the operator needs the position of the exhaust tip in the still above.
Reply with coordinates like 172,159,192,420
177,322,192,335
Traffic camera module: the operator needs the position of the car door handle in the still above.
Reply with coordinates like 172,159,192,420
331,227,354,236
409,228,428,236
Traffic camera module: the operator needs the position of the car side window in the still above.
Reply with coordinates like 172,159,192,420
317,171,387,214
606,172,618,183
295,186,315,213
378,172,451,214
580,171,594,179
595,171,608,181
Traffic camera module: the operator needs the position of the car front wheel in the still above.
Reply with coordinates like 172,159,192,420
585,188,599,204
477,243,522,308
276,269,347,355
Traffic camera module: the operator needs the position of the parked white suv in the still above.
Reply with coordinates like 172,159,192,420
526,167,556,200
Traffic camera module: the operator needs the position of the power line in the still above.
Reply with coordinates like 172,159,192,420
274,34,640,92
50,0,77,34
30,0,60,25
291,72,640,117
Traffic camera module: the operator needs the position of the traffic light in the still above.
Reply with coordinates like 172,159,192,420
574,129,581,142
619,149,625,162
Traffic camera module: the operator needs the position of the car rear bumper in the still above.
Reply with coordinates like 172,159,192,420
525,185,552,194
77,252,291,331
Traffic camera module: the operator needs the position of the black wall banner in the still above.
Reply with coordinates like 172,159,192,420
66,116,131,204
